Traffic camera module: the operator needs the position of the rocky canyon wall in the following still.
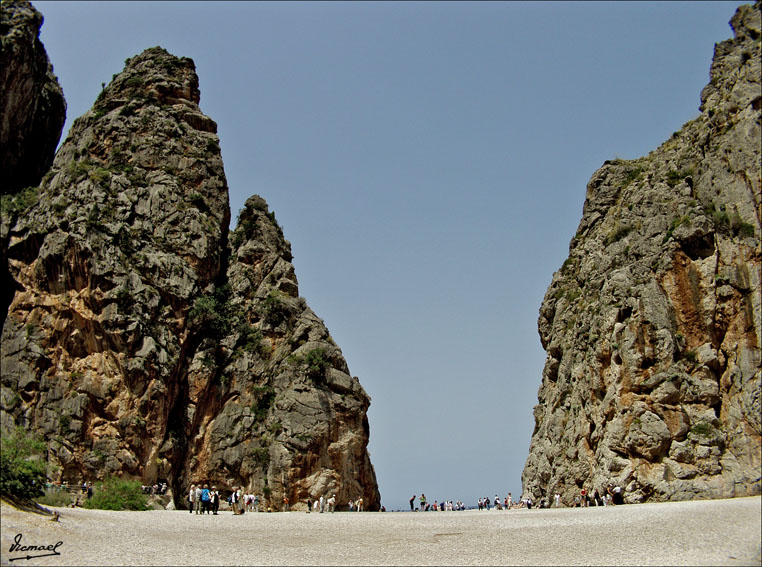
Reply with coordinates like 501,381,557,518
1,2,379,511
522,2,761,504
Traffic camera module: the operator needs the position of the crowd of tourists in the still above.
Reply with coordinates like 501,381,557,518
141,482,168,495
572,484,624,507
187,484,222,514
187,485,369,514
408,484,625,512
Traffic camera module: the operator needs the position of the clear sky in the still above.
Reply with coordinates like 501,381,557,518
35,0,744,511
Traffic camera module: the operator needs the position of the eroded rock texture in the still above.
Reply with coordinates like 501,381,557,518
522,3,761,504
1,41,378,510
0,0,65,195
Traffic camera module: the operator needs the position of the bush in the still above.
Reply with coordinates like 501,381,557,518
621,166,643,187
236,322,269,358
704,202,730,233
189,285,232,338
605,223,633,246
684,349,698,364
0,186,39,218
690,423,715,438
88,167,111,186
303,348,331,383
252,447,270,468
251,386,276,421
666,168,693,188
663,215,690,243
260,291,291,327
0,427,47,500
36,488,74,508
83,476,149,511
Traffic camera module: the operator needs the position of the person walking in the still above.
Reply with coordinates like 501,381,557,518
231,487,241,515
201,484,211,514
195,485,203,514
410,494,416,512
211,487,220,515
188,484,195,514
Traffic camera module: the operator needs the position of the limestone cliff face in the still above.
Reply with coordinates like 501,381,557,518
523,3,761,504
180,196,379,509
1,38,378,509
1,0,66,331
0,0,65,195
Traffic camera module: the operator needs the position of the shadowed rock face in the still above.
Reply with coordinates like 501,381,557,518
523,2,760,504
0,42,379,510
0,0,65,195
1,0,66,327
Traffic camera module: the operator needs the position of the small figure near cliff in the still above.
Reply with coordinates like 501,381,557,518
608,484,623,505
211,487,219,515
201,485,211,514
188,484,195,514
327,495,336,512
231,487,242,515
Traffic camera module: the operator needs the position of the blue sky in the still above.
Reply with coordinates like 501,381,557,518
35,1,744,511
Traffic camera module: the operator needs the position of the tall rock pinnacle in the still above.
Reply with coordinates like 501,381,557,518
1,35,379,509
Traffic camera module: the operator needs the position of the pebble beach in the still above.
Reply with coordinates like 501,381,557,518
1,496,760,566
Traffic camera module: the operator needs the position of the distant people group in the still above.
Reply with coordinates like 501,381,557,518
186,484,370,514
141,482,168,495
573,484,623,507
407,484,625,511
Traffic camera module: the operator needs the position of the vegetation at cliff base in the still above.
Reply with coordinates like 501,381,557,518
0,427,47,500
83,476,149,511
36,488,74,508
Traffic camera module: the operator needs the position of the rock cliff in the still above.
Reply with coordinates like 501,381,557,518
1,11,378,510
0,0,65,195
522,2,761,504
1,0,66,332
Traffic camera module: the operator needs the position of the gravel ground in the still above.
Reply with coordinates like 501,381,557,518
1,496,760,566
